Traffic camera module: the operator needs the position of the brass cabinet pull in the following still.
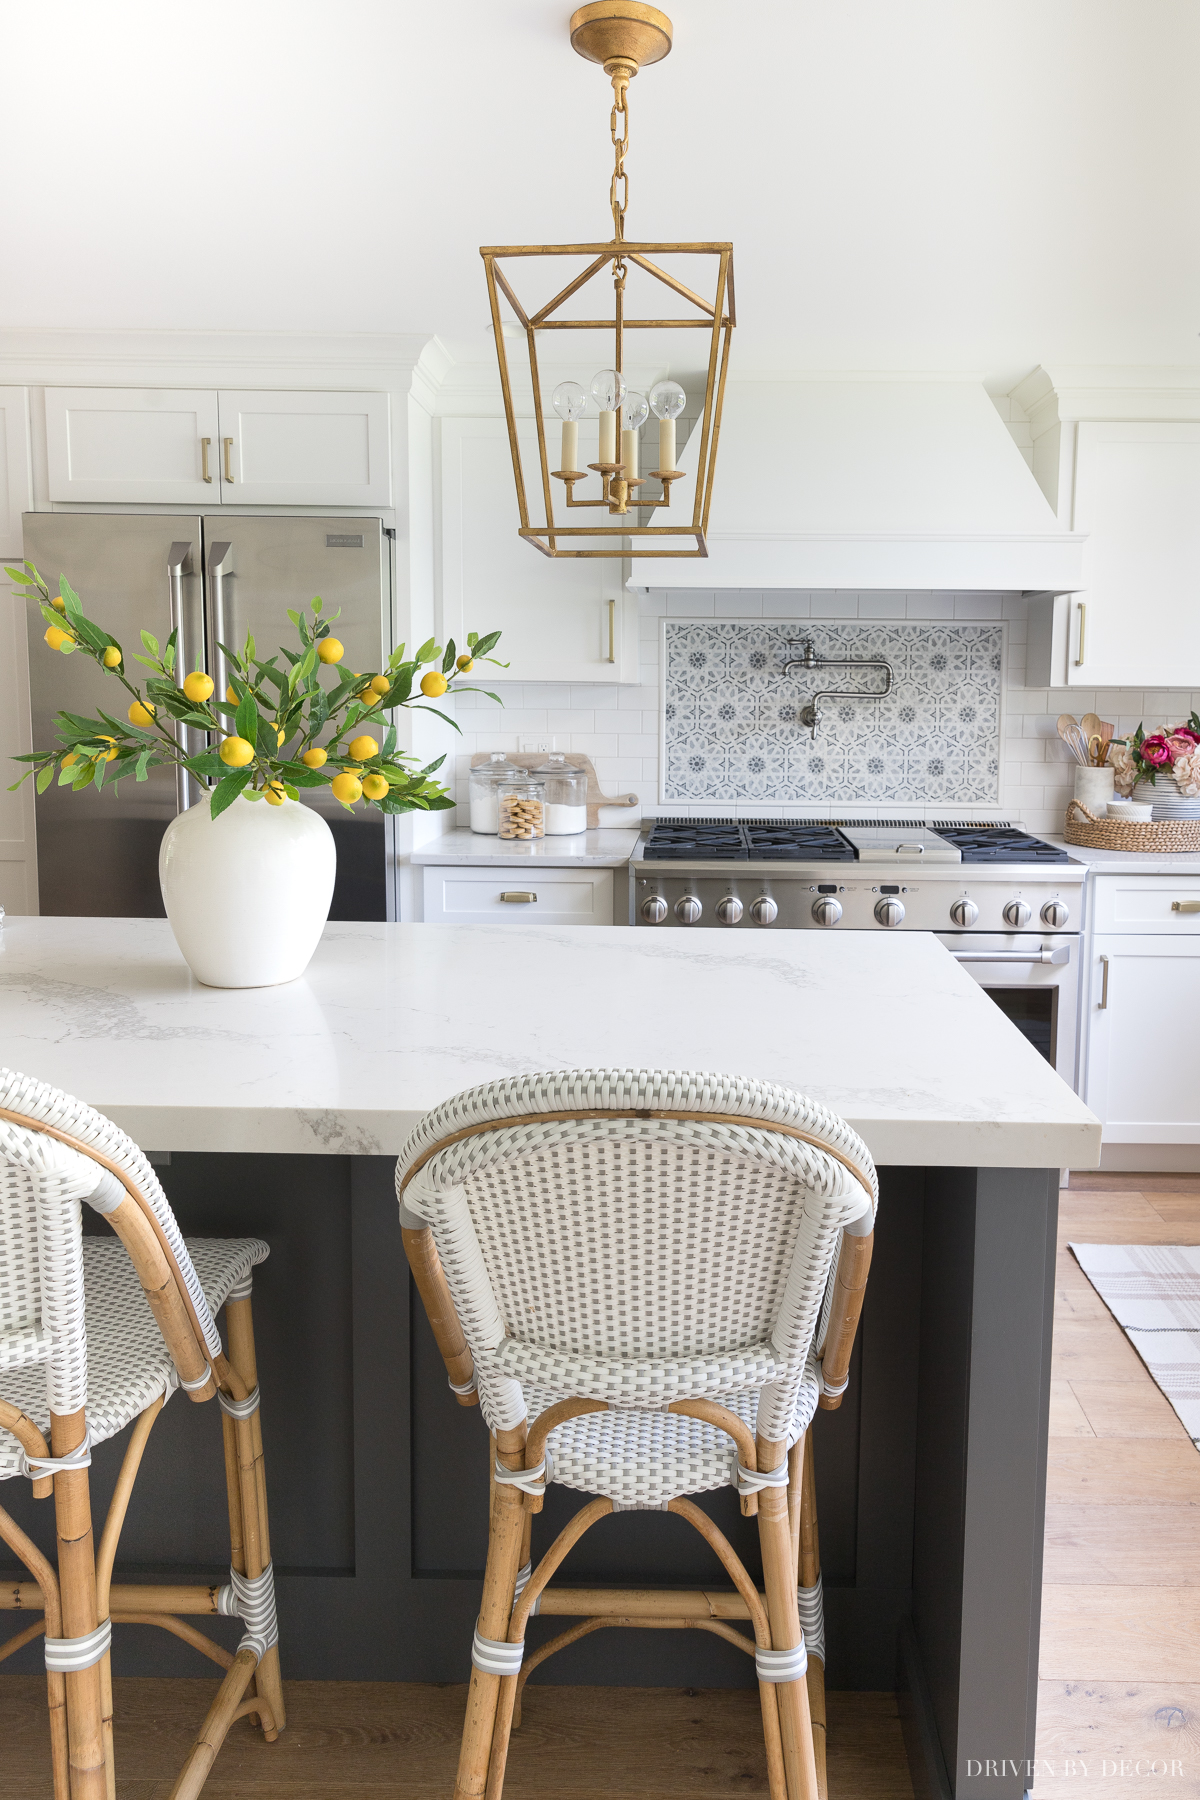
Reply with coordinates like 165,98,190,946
1172,900,1200,914
201,437,213,484
1075,600,1087,667
607,597,616,664
1098,953,1109,1009
223,437,235,483
500,891,537,903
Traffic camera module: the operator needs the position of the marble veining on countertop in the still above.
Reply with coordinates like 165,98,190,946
1046,836,1200,873
0,917,1099,1168
409,829,639,867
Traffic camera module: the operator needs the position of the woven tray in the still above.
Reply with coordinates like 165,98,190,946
1064,799,1200,852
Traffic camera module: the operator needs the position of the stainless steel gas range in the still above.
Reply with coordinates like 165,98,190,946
628,817,1087,1080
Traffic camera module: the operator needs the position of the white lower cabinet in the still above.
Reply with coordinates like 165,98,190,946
422,865,615,926
1083,873,1200,1145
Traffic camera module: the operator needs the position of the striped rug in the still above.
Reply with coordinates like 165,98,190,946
1070,1243,1200,1450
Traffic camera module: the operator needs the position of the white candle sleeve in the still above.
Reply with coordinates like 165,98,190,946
621,427,639,479
658,416,676,472
561,420,578,472
597,410,616,464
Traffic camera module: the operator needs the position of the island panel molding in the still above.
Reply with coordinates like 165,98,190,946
0,917,1099,1169
661,619,1004,806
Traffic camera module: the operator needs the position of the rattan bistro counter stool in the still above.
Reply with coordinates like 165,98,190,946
396,1069,877,1800
0,1068,285,1800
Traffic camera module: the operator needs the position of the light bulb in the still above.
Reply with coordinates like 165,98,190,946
591,369,626,413
552,381,588,423
622,391,649,431
649,379,686,421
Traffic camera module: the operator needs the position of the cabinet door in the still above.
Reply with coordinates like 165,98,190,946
0,387,32,557
45,388,220,503
217,391,391,505
439,417,636,683
1084,936,1200,1144
1069,422,1200,688
422,865,614,925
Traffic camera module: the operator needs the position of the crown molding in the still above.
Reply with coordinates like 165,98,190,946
0,328,440,393
1011,363,1200,436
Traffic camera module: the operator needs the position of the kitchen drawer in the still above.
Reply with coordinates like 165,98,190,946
422,866,614,925
1090,872,1200,934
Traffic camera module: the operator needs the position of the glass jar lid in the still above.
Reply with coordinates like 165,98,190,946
470,752,524,786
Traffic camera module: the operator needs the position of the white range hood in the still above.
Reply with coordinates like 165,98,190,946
632,378,1086,593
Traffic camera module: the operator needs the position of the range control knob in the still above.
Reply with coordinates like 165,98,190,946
715,895,743,926
874,896,905,928
641,894,668,924
949,898,979,928
675,894,703,925
1003,899,1032,928
812,896,843,927
749,895,778,926
1040,899,1070,928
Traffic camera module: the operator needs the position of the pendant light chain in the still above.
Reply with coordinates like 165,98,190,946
610,75,630,246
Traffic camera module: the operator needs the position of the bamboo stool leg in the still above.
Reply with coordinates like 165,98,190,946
165,1645,261,1800
0,1498,70,1800
94,1396,164,1800
797,1432,827,1800
757,1435,819,1800
50,1409,108,1800
453,1422,528,1800
223,1293,285,1737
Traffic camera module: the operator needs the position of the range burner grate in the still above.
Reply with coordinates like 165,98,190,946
932,825,1071,864
643,819,854,862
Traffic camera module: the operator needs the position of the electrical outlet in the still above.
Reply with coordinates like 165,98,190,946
519,737,556,753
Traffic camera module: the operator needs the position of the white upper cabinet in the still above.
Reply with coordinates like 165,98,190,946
0,387,33,556
46,388,221,503
45,387,391,507
439,416,636,683
216,390,391,505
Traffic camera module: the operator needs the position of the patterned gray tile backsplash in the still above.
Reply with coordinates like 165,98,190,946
662,620,1003,805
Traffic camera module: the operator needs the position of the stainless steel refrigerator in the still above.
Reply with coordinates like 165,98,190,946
22,513,393,919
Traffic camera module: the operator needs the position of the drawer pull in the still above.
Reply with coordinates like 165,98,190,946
500,891,537,903
1099,954,1109,1009
1171,900,1200,914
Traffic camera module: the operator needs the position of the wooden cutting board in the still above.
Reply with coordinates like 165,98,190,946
468,753,638,830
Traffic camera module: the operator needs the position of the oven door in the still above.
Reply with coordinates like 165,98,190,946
935,932,1079,1086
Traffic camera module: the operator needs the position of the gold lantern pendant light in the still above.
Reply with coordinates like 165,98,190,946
481,2,734,559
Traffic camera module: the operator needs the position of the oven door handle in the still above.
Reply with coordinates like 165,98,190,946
951,945,1071,966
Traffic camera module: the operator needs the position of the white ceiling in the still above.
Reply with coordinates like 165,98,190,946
2,0,1196,391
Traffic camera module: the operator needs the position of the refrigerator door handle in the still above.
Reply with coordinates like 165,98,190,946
167,541,195,812
207,540,234,716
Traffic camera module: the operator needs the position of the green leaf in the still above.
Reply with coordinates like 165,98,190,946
6,568,34,584
312,596,323,614
140,628,160,655
441,638,457,675
470,630,502,659
218,643,244,675
234,695,259,747
36,764,54,793
383,723,397,757
59,579,83,620
467,631,478,648
412,704,461,733
135,746,154,782
287,609,301,628
415,637,437,664
209,767,253,819
72,760,96,791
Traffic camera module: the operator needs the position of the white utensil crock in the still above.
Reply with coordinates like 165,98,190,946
1073,766,1115,815
159,794,336,988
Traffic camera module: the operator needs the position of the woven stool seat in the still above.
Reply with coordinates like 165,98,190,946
522,1380,817,1510
0,1237,268,1481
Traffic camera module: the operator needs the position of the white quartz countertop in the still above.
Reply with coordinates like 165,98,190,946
1048,836,1200,873
409,829,639,868
0,917,1099,1169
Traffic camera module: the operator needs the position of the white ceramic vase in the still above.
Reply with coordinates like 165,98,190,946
158,795,337,988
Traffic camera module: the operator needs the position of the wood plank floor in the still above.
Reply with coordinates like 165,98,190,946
5,1172,1198,1797
1036,1173,1200,1798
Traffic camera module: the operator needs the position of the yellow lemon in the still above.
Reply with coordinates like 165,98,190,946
330,771,362,804
127,700,156,728
263,781,287,806
361,772,389,801
369,674,391,696
301,747,328,769
273,723,286,746
102,646,122,668
44,625,70,651
317,637,344,665
182,671,214,703
226,685,238,704
219,735,255,768
420,671,448,697
62,753,78,767
348,734,379,762
95,735,119,763
51,595,66,613
456,654,474,672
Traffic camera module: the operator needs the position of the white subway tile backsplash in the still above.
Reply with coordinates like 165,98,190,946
442,589,1200,828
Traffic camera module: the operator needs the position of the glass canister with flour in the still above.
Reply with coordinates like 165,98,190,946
533,754,588,835
468,753,525,834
